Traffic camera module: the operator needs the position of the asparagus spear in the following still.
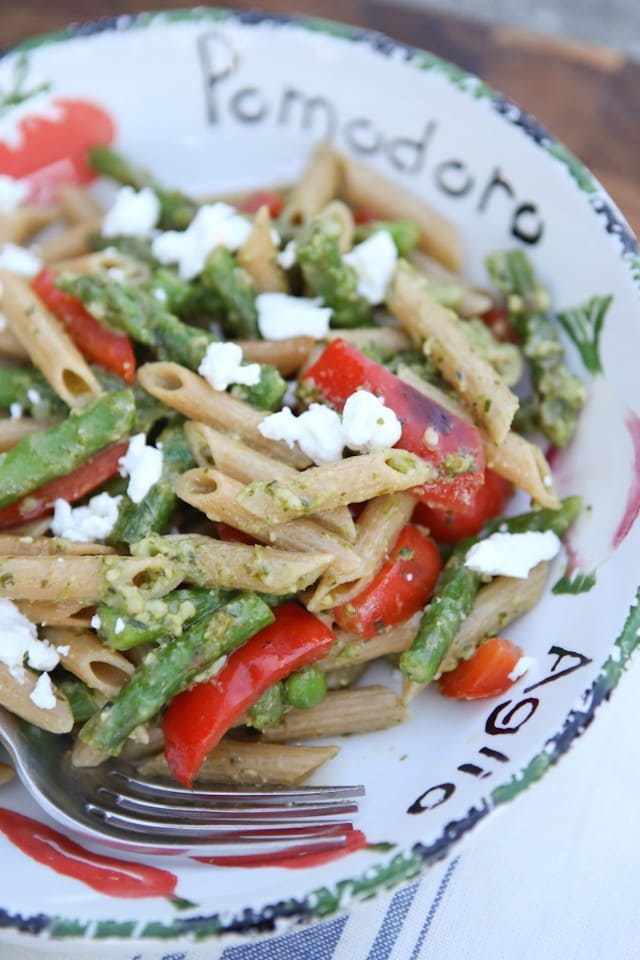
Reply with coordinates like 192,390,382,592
88,145,198,230
79,592,274,755
95,586,235,650
353,220,421,257
58,274,286,410
200,247,259,339
399,497,581,684
89,233,157,265
486,250,587,446
0,367,66,418
0,389,135,509
148,267,223,320
296,217,372,328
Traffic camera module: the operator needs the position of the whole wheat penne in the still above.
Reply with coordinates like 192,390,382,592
236,205,287,293
281,141,341,224
71,739,109,768
339,152,462,271
236,336,316,377
388,261,518,444
0,662,73,733
17,600,95,628
184,422,356,541
396,364,559,508
46,626,134,699
49,249,150,286
138,362,311,468
0,554,181,611
320,198,355,252
0,205,60,246
238,448,437,525
33,217,102,262
56,184,104,223
262,686,409,741
136,532,333,595
175,467,361,576
409,249,493,317
0,536,115,556
310,492,415,610
0,270,102,407
0,762,14,786
0,324,29,361
0,417,54,453
320,613,422,671
140,738,339,786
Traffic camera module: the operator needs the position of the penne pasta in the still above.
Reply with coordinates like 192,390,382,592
55,184,104,224
0,762,14,786
0,325,29,361
236,205,287,293
0,662,73,733
0,536,115,556
0,417,55,453
281,141,341,224
262,686,409,741
0,205,60,246
236,336,316,377
33,217,102,262
320,198,355,252
46,626,135,699
17,600,96,628
0,269,102,407
319,614,422,671
408,249,493,317
388,261,519,444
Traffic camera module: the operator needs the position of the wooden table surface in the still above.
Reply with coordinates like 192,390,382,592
2,0,639,233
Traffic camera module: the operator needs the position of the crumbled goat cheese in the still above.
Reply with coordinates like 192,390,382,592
153,287,168,302
151,202,252,280
51,492,123,543
26,388,40,406
90,613,102,631
102,186,161,239
343,230,398,304
0,598,60,682
277,240,297,270
281,379,298,409
464,530,561,579
30,671,57,710
341,390,402,453
508,656,536,681
198,341,261,392
0,175,28,213
114,617,125,635
9,402,22,420
119,434,163,504
256,293,332,340
0,242,42,276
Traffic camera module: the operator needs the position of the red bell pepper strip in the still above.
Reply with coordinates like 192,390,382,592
237,190,284,218
0,439,128,530
0,807,177,898
438,636,524,700
300,339,485,511
163,601,336,787
413,468,513,544
216,522,257,545
193,827,368,869
480,304,518,344
32,268,136,384
332,524,442,639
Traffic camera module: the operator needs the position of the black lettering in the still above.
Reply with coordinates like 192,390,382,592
198,30,238,125
230,87,268,124
386,121,437,175
512,202,545,244
277,88,337,138
524,645,592,693
408,782,455,814
343,117,383,155
458,763,492,779
477,166,514,213
479,746,509,762
434,159,474,196
485,697,539,735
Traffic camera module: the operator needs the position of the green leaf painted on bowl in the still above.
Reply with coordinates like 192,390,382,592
557,295,612,375
552,570,597,595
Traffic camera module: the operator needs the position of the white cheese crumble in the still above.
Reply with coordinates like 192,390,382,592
343,230,398,304
508,655,536,682
102,186,161,239
258,390,401,465
0,599,59,682
151,202,252,280
0,242,42,276
341,390,402,453
30,672,57,710
277,240,297,270
0,175,28,213
51,492,123,543
114,617,125,635
464,530,561,579
9,402,22,420
90,613,102,631
198,341,261,391
256,293,332,341
119,434,163,504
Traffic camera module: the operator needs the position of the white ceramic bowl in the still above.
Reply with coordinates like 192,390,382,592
1,9,640,958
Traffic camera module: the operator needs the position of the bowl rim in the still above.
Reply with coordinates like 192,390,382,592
1,5,640,947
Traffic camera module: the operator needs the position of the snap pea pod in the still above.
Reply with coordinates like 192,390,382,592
285,664,327,710
486,250,587,447
109,423,195,545
0,389,135,509
247,682,286,730
80,592,274,755
353,220,421,257
88,145,198,230
58,275,285,410
95,586,235,650
0,367,66,417
296,217,371,328
399,497,581,684
200,247,259,339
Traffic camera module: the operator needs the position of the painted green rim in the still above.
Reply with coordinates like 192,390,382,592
1,6,639,945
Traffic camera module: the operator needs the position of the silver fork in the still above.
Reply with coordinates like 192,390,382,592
0,706,364,857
